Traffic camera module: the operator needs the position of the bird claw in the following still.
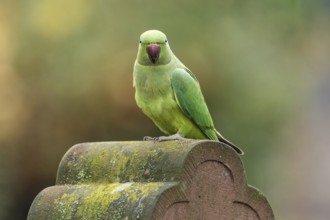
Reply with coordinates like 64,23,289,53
143,136,159,141
143,133,186,142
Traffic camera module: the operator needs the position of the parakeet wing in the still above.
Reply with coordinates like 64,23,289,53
171,68,217,140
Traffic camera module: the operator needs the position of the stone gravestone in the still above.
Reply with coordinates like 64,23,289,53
28,140,274,219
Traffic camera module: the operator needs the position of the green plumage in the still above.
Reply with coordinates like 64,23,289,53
133,30,243,154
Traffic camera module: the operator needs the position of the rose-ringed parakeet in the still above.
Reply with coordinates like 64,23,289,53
133,30,243,155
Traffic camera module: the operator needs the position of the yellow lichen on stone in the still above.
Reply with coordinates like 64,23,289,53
75,184,123,219
50,184,121,219
48,182,174,220
57,140,198,185
54,190,81,220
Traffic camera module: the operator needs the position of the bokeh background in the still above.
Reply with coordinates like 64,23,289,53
1,0,330,219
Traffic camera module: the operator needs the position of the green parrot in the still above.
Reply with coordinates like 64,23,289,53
133,30,243,155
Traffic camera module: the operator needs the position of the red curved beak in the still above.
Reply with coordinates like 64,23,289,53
146,44,160,64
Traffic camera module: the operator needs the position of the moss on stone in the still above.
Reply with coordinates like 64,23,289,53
28,182,176,220
56,140,198,185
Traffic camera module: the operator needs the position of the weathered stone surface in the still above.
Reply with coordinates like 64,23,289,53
28,140,274,220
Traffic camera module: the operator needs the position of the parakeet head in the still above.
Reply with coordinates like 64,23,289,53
137,30,172,66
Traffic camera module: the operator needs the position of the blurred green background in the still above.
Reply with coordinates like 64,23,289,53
1,0,330,219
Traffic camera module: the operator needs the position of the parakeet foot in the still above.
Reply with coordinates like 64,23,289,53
143,133,186,142
143,136,156,141
157,133,186,141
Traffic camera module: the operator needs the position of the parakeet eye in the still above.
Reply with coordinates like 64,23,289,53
139,40,142,44
165,39,168,44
